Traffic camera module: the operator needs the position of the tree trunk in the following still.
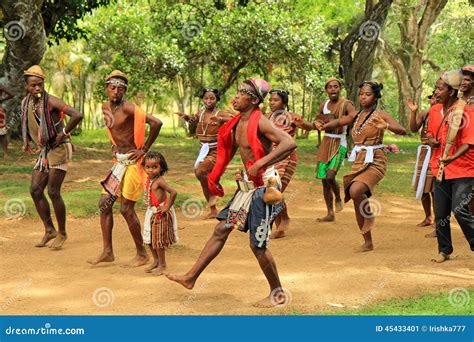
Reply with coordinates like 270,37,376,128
1,0,46,133
383,0,448,128
339,0,393,104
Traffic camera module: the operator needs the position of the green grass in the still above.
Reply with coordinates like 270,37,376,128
334,289,474,315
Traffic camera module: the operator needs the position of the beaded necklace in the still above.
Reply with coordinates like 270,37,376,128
198,107,218,136
352,108,376,135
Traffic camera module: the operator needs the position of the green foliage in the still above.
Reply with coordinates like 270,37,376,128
42,0,111,43
84,0,332,97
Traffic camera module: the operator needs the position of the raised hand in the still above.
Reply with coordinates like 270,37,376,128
406,98,418,113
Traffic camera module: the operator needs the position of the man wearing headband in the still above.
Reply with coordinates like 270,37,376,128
296,77,356,222
0,84,14,158
425,70,474,263
88,70,163,267
175,87,234,219
167,78,297,308
461,65,474,108
21,65,83,249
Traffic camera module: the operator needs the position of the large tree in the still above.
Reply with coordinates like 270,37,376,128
382,0,448,128
0,0,108,130
339,0,394,103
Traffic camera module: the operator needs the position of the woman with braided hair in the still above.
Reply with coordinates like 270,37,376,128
265,88,307,238
315,81,406,252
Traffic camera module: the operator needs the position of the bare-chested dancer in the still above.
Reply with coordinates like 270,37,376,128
88,70,162,267
167,78,296,307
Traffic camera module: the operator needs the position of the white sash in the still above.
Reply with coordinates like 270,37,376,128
348,144,385,164
412,144,431,200
194,142,217,169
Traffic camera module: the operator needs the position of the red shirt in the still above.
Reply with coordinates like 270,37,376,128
0,110,5,128
427,102,474,180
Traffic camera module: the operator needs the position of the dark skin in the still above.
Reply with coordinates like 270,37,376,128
87,77,163,267
460,73,474,109
316,85,406,252
429,79,472,263
406,97,437,231
167,82,297,308
295,81,357,222
143,159,177,276
0,85,15,157
175,91,233,219
23,76,83,249
266,92,307,238
427,80,470,166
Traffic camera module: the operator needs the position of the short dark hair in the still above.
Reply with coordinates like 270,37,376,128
142,151,168,176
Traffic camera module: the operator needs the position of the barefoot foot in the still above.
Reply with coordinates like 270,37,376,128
431,252,450,263
166,273,195,289
205,208,218,220
335,201,343,213
87,252,115,265
49,233,67,250
151,265,167,276
354,242,374,253
416,218,433,227
35,230,57,247
121,254,150,268
253,288,290,308
317,214,335,222
424,229,437,238
145,261,159,273
270,229,286,239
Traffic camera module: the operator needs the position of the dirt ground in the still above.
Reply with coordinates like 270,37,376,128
1,155,473,315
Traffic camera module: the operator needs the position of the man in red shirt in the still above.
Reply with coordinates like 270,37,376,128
426,70,474,263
